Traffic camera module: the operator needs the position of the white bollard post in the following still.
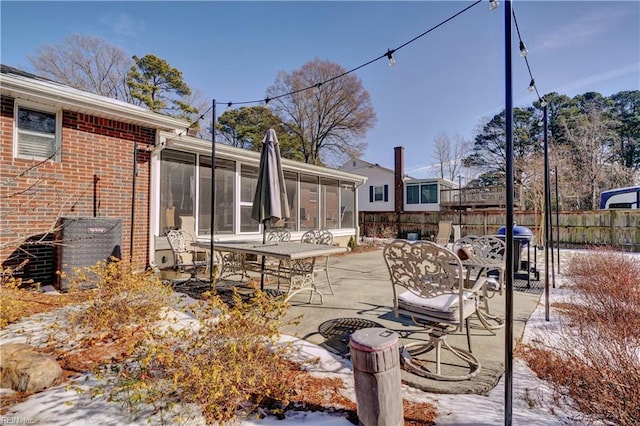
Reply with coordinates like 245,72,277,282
350,327,403,426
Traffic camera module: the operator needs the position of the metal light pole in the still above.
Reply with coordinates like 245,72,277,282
209,99,217,286
504,1,515,424
458,175,462,228
555,165,560,275
543,104,551,321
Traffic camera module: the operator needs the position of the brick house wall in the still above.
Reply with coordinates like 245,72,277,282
0,95,155,284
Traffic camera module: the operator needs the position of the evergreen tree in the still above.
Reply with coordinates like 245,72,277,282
127,54,198,118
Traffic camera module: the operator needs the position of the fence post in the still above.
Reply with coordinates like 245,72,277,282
350,327,403,426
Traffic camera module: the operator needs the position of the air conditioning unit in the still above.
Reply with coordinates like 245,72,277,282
55,217,122,291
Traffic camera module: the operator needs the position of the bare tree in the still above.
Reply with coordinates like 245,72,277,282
433,131,470,181
266,58,376,166
28,34,134,102
181,87,212,137
565,104,619,210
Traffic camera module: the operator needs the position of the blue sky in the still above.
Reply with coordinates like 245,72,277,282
2,1,638,177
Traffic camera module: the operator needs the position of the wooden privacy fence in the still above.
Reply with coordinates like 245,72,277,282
359,209,640,252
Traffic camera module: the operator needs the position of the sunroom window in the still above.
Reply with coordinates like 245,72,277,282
15,103,61,161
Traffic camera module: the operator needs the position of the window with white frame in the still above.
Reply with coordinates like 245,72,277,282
369,184,388,202
406,185,420,204
420,183,438,204
15,102,61,161
406,183,438,204
240,164,259,232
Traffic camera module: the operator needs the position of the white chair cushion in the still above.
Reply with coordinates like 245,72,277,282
398,290,475,322
484,277,500,291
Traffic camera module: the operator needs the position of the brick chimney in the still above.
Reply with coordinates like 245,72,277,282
394,146,404,213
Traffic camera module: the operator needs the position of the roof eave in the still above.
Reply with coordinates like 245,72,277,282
162,132,368,185
0,73,190,130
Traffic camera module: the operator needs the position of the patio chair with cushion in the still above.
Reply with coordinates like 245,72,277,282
166,229,209,290
384,239,483,380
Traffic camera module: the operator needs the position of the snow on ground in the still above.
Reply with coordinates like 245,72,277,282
3,249,637,425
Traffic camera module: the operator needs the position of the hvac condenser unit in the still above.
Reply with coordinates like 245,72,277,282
55,217,122,291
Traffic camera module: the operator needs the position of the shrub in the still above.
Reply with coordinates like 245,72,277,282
94,286,295,424
522,248,640,425
0,266,83,329
63,259,174,344
347,236,358,250
0,275,26,328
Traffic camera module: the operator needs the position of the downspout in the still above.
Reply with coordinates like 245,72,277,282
130,142,138,263
354,179,366,242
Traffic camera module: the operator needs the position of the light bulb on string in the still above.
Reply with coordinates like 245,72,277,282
527,79,535,93
386,49,396,67
227,102,232,109
519,41,528,57
489,0,499,10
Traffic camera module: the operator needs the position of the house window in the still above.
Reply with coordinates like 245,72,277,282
321,178,339,229
369,185,388,202
159,150,196,234
374,186,384,201
240,164,259,233
407,183,438,205
406,185,420,204
300,174,319,231
420,183,438,204
198,157,235,235
15,102,61,161
340,182,355,228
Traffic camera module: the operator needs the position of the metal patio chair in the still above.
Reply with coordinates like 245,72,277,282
300,229,335,295
166,229,209,290
384,239,483,380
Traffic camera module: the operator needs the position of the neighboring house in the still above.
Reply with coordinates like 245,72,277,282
339,158,394,212
0,65,366,286
340,146,456,213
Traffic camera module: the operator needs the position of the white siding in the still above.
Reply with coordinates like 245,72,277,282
341,159,395,212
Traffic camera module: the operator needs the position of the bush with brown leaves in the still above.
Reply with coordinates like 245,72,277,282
522,248,640,425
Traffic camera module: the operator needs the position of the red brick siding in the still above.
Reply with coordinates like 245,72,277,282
1,95,156,283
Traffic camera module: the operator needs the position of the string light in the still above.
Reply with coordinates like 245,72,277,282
527,78,535,92
489,0,499,10
512,7,545,105
519,40,528,57
227,102,232,109
386,49,397,66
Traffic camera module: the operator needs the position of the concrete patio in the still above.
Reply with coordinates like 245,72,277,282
277,247,544,395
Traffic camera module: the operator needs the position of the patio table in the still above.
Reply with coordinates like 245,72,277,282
194,241,346,303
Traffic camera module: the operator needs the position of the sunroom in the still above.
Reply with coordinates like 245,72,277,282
150,132,367,269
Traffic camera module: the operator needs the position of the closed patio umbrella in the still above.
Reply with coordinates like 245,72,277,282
251,129,290,290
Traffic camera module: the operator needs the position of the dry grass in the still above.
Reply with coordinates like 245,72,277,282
521,247,640,425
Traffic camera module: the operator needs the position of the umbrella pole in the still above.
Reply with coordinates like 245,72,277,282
260,220,267,291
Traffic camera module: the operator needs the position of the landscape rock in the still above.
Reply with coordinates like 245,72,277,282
0,343,63,393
